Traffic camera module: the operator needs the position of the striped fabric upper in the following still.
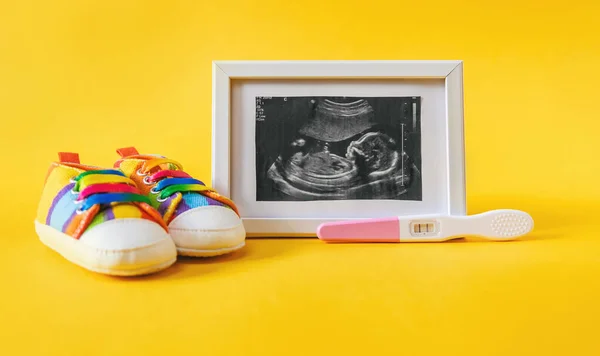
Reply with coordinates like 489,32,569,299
36,153,167,239
113,147,239,224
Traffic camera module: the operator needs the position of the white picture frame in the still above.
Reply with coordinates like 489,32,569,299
212,60,465,237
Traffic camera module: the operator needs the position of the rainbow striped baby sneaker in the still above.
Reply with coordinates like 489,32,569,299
35,152,177,276
114,147,246,257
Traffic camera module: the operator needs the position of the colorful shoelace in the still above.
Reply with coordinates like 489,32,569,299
72,170,151,212
137,158,239,215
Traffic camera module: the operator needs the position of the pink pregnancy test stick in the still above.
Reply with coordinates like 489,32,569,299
316,210,534,242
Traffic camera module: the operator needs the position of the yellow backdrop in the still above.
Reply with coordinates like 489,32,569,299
1,1,599,355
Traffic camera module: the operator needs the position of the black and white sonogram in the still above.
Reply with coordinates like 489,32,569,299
255,96,422,201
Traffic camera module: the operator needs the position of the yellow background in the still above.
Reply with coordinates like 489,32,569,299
1,1,600,355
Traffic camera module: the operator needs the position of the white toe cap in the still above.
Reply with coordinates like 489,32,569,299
169,206,242,231
80,218,173,250
168,206,246,251
78,218,177,272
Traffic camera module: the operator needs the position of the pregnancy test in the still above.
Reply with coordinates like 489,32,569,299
316,209,533,242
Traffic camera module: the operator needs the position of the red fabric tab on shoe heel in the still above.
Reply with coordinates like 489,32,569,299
116,147,139,158
58,152,80,164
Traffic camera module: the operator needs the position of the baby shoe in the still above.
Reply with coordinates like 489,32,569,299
113,147,246,257
35,152,177,276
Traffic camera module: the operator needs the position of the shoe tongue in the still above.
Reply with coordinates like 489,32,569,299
139,155,173,173
115,147,175,176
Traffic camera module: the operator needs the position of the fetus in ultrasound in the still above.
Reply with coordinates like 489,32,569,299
261,97,418,201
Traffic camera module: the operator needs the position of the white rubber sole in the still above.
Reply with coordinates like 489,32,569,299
170,224,247,257
177,241,246,257
35,221,177,276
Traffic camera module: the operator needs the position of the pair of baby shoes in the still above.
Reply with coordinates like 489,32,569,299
35,147,246,276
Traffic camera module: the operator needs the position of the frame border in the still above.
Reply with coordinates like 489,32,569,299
212,60,465,236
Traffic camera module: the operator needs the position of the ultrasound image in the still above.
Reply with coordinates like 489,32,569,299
255,96,422,201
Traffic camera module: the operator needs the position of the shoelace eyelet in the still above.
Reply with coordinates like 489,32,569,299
150,186,169,201
136,169,148,176
75,208,85,215
143,176,153,185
